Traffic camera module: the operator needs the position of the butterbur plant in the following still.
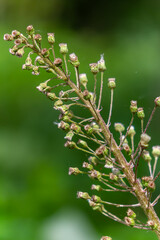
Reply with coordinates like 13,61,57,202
4,25,160,239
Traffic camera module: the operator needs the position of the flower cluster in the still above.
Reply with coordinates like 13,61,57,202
4,25,160,238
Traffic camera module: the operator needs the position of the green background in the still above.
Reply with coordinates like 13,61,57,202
1,0,160,239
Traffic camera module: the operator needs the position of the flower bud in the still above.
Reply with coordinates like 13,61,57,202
34,34,42,43
47,33,55,44
142,150,152,162
154,97,160,107
14,39,22,46
112,167,120,175
4,33,13,41
59,90,69,99
15,47,25,57
130,100,138,113
91,195,102,203
35,56,45,65
109,173,118,181
104,160,113,169
147,181,155,192
98,54,106,72
69,167,82,176
54,100,63,108
32,66,40,75
137,107,145,119
101,237,112,240
84,124,93,135
69,53,80,67
114,123,125,132
82,90,91,100
89,170,102,180
11,30,21,38
64,141,77,149
88,156,98,166
59,43,68,54
124,217,135,226
64,131,74,141
108,78,116,89
95,145,108,157
41,48,50,57
91,184,102,191
26,25,34,35
79,73,88,88
128,126,136,137
127,208,136,219
89,63,99,74
152,146,160,158
77,140,88,148
58,121,70,131
141,176,153,187
147,220,158,230
54,58,62,66
46,92,57,101
77,191,90,200
140,133,151,148
82,162,93,170
70,123,81,133
88,200,103,212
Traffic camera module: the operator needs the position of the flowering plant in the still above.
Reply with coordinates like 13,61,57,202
4,25,160,240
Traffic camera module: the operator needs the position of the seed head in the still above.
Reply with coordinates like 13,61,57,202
152,146,160,158
114,123,125,132
47,33,55,44
97,54,106,72
79,73,88,88
140,133,151,148
59,43,68,54
108,78,116,89
89,63,99,74
137,107,145,119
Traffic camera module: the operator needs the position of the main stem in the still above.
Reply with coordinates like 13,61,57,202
40,55,160,239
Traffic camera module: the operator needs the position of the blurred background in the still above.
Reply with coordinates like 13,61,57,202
1,0,160,239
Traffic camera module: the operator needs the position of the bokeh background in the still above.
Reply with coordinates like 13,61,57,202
1,0,160,240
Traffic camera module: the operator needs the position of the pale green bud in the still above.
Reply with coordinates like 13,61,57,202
142,150,152,162
114,123,125,132
59,43,68,54
108,78,116,89
127,208,136,219
152,146,160,158
77,191,90,200
130,100,138,113
79,73,88,88
47,33,55,44
89,63,99,74
124,217,135,226
137,107,145,119
97,54,106,72
77,139,88,148
140,133,151,148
